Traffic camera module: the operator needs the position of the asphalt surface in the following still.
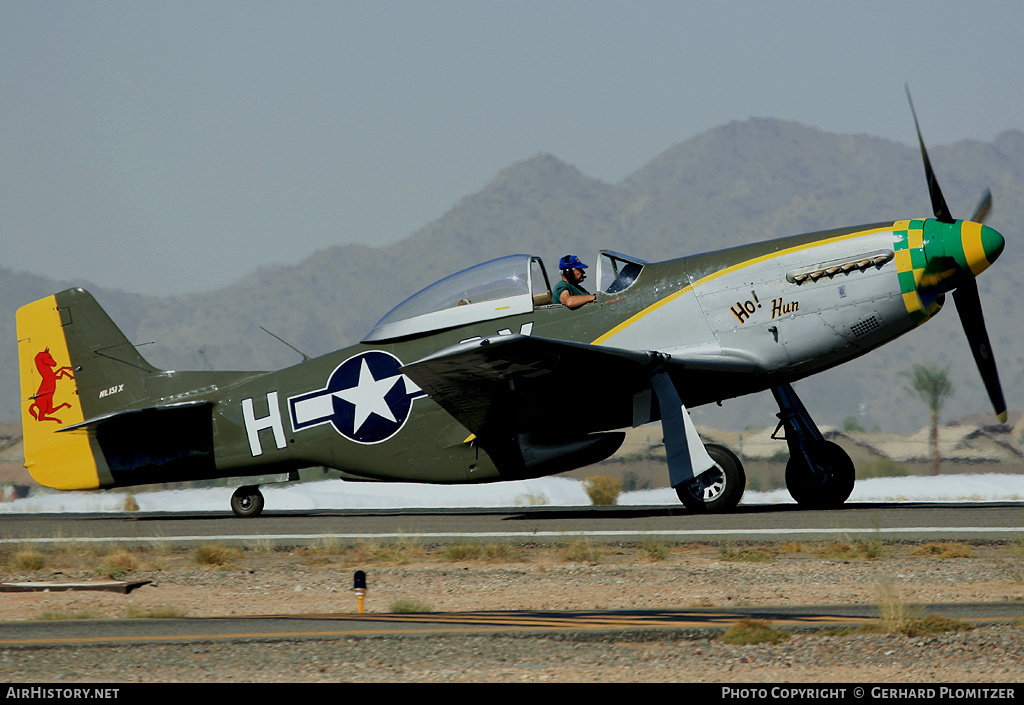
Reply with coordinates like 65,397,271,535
2,501,1022,547
3,603,1023,648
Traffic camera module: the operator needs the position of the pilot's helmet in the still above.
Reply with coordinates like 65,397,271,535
558,254,588,271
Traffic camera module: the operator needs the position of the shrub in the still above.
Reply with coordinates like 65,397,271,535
873,580,972,636
345,537,426,564
125,605,188,619
720,545,775,562
721,619,788,645
558,539,602,564
876,579,919,633
191,544,242,567
441,541,523,562
584,475,621,506
37,610,100,621
12,550,46,571
100,550,138,579
390,600,433,613
817,539,883,560
910,542,974,558
639,539,669,562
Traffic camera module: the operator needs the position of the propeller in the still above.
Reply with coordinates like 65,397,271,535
906,85,1007,422
906,85,954,224
953,280,1006,421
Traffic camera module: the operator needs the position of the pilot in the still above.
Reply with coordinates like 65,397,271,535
554,254,597,309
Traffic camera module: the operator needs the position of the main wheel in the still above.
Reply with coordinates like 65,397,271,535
675,444,746,513
231,485,265,518
785,440,855,508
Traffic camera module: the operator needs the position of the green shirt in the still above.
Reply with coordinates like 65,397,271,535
554,280,590,306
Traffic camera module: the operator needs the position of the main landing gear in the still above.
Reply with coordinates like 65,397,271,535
771,383,855,509
672,382,855,513
675,444,745,513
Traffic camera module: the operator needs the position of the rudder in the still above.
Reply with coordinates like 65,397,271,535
17,289,159,490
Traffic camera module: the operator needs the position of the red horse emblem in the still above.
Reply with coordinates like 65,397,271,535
29,348,75,423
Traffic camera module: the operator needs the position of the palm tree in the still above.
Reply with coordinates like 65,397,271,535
903,363,955,475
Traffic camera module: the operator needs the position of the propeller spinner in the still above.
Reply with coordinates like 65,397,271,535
906,85,1008,422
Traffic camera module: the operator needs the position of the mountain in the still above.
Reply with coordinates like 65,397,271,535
5,119,1023,435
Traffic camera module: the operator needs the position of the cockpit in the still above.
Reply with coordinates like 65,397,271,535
597,250,645,294
363,251,646,342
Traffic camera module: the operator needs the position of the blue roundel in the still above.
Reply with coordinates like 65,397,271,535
288,351,424,445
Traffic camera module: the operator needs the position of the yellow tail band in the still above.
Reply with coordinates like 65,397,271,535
17,295,100,490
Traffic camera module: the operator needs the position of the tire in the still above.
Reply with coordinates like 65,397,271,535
675,444,746,513
230,486,265,518
785,440,855,509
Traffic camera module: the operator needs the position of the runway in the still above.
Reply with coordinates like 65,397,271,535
2,501,1022,547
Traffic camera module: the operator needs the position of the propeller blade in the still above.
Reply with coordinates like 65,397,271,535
906,88,1006,421
971,188,992,224
906,84,954,223
952,278,1007,422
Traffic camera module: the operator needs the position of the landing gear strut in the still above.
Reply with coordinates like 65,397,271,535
772,383,855,508
231,485,265,518
646,359,747,514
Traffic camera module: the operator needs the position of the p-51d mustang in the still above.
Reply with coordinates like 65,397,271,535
17,96,1007,516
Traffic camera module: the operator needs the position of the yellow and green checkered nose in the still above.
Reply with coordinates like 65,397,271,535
893,218,1005,325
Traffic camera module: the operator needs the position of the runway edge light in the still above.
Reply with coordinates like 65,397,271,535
353,570,367,613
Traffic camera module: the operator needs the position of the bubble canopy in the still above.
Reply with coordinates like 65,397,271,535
363,255,552,342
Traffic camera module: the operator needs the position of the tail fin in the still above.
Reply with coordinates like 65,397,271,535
17,289,161,490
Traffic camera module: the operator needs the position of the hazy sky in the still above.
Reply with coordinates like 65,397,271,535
4,1,1023,295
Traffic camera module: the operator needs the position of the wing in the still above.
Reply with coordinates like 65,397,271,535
402,334,759,486
403,334,761,437
402,334,659,439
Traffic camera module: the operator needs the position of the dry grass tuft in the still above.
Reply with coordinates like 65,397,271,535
720,545,775,562
816,539,884,560
345,537,426,565
125,605,188,619
12,550,47,571
440,541,524,562
721,618,789,645
910,542,975,559
191,543,243,568
389,599,433,613
869,580,974,637
638,539,670,562
100,550,138,579
558,539,603,564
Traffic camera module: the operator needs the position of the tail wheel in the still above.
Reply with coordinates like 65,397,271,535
675,444,746,513
785,440,855,508
231,485,265,518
